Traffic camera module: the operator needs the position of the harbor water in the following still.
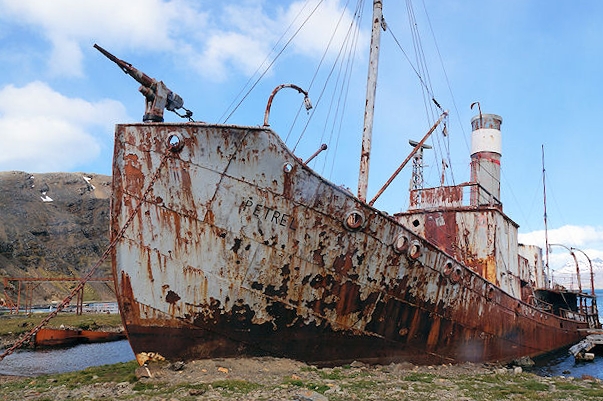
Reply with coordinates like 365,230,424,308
0,340,135,376
2,338,603,379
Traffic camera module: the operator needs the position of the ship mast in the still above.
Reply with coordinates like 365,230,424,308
358,0,383,202
542,145,550,288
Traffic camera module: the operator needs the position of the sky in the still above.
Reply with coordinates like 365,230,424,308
1,0,602,283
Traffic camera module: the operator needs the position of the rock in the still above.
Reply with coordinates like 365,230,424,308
513,356,535,367
135,365,153,379
350,360,365,368
189,388,206,396
513,367,523,374
324,384,341,395
293,389,329,401
170,361,186,371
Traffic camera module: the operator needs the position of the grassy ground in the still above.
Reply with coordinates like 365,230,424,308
0,313,123,337
1,359,603,401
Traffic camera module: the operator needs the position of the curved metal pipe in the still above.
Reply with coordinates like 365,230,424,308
263,84,312,127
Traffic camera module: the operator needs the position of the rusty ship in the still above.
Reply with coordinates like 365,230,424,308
103,0,599,366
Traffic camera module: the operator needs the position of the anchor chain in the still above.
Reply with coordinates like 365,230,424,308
0,148,173,361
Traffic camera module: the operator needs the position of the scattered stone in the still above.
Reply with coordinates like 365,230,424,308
513,366,523,374
2,355,603,400
135,365,153,379
189,388,206,396
350,360,365,368
293,389,329,401
512,356,535,367
324,384,341,395
170,361,185,371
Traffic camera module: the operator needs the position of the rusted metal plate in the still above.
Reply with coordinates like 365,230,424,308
111,122,591,367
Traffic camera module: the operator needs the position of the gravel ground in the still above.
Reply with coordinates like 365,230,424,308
2,356,603,401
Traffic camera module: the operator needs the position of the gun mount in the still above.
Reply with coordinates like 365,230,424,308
94,44,193,123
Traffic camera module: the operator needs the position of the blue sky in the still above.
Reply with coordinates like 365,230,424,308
1,0,602,280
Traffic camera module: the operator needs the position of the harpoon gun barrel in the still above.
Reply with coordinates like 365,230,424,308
94,43,191,122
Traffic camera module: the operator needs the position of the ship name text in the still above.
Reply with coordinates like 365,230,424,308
242,198,296,230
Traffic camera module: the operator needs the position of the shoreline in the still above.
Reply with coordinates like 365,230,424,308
1,356,602,400
2,330,603,400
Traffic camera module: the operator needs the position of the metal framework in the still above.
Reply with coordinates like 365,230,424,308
1,277,113,315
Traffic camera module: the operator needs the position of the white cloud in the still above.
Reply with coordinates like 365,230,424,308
284,0,364,59
519,225,603,249
0,0,361,81
0,0,201,77
0,81,127,172
519,225,603,272
188,0,365,81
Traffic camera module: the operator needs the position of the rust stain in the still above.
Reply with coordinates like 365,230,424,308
110,123,596,367
166,290,181,304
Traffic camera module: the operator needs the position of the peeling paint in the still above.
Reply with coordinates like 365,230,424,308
111,123,597,367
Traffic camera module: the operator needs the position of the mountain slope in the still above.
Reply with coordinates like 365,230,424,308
0,171,113,304
553,257,603,291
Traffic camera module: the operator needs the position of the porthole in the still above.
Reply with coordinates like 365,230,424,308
408,240,422,260
486,284,495,301
393,234,409,254
443,260,454,276
344,210,365,230
167,134,184,152
450,266,463,284
283,162,293,173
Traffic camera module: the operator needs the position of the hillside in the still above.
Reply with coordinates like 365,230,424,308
0,171,114,305
553,257,603,291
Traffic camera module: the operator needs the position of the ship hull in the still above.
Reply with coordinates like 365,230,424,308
111,123,588,366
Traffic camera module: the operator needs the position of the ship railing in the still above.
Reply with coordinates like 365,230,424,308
533,298,553,313
559,308,588,323
409,182,502,211
582,305,598,315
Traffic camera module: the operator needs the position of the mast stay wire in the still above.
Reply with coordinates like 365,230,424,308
395,0,477,261
406,0,450,188
291,0,364,153
285,0,358,144
324,7,363,179
317,0,362,146
419,0,473,187
386,2,451,192
220,0,325,124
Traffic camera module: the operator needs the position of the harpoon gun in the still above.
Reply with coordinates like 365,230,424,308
94,44,193,122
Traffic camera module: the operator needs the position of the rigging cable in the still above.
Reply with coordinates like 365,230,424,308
285,0,358,144
220,0,325,124
325,6,363,179
387,2,449,195
419,0,476,188
291,0,364,153
406,0,449,189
